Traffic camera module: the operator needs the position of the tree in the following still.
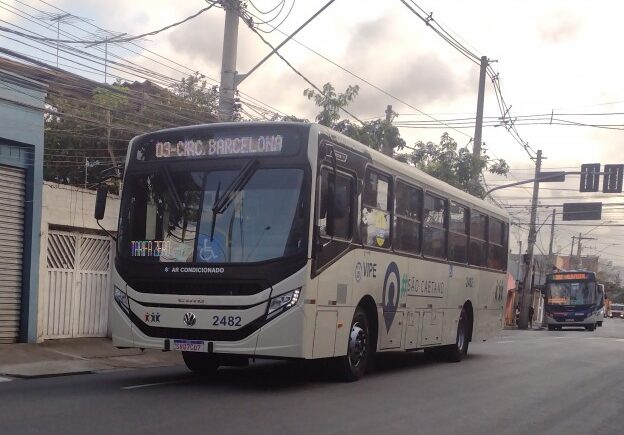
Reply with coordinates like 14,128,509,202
598,271,624,303
301,82,508,197
304,82,359,127
408,133,509,197
43,74,221,188
303,82,405,155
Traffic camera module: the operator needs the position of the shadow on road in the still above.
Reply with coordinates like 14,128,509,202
112,350,485,392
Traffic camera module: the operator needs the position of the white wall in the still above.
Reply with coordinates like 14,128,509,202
41,182,120,231
37,183,120,341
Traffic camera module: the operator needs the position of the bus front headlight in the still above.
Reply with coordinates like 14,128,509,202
267,288,301,319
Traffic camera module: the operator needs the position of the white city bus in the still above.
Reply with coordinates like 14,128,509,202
96,122,509,381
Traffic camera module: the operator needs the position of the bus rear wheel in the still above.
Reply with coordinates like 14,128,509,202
442,307,469,362
182,352,220,375
339,307,371,382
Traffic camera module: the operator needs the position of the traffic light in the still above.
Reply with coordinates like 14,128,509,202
580,163,600,192
603,164,624,193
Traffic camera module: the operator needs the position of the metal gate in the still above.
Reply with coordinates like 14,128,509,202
41,230,112,339
0,165,26,343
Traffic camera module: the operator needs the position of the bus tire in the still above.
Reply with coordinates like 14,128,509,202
339,307,371,382
585,324,596,332
443,307,469,363
182,352,220,375
547,325,555,331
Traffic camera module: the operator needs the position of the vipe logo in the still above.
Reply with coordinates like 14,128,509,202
382,262,400,331
355,262,363,282
144,312,161,323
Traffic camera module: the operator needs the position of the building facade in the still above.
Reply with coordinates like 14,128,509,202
0,68,46,343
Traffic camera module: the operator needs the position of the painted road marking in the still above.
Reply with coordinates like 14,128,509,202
121,380,187,390
0,376,12,383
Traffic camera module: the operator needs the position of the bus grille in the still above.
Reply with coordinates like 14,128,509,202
127,280,266,296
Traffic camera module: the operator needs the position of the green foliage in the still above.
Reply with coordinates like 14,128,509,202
302,81,508,198
598,271,624,303
408,133,509,197
334,119,405,153
44,74,221,188
304,82,359,127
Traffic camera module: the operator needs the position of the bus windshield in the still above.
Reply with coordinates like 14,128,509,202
118,166,306,264
546,281,597,306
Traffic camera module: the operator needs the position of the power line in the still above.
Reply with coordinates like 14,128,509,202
23,0,290,118
242,3,472,138
0,3,220,44
244,18,365,125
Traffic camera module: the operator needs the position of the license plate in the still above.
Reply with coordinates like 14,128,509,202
172,339,205,352
565,319,575,322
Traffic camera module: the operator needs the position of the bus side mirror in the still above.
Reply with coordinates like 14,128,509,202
94,185,108,220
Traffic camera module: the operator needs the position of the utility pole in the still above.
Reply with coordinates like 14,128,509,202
382,105,394,156
548,209,556,267
471,55,488,184
518,149,543,329
576,233,596,270
517,240,522,280
218,0,241,121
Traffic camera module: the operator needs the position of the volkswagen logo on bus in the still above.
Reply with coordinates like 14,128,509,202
183,312,197,327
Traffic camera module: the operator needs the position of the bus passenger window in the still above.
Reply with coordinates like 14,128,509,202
394,181,422,254
469,211,488,266
362,170,391,249
423,193,447,258
318,169,353,240
449,202,468,263
488,219,507,271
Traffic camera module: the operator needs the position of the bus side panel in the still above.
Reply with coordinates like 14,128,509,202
313,250,358,358
474,270,505,341
406,259,448,347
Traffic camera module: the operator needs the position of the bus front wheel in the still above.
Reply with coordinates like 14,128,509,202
585,324,596,332
182,352,220,375
339,307,371,382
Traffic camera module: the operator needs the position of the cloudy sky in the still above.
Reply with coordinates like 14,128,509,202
2,0,624,266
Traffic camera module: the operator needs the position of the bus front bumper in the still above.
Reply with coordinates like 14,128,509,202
110,297,309,359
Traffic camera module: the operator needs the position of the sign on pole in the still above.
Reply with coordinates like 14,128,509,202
603,164,624,193
580,163,601,192
562,202,603,221
538,171,566,183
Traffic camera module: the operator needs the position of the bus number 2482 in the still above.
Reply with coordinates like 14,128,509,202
212,315,242,327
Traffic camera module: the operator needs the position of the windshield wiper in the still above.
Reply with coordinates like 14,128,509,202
160,165,185,214
209,181,221,242
209,159,259,241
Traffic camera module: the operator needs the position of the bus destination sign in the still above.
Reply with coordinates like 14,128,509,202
551,273,589,281
137,133,289,161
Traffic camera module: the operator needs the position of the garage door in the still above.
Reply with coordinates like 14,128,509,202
0,165,25,343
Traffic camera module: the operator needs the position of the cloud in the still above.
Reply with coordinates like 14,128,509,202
167,11,270,73
538,9,583,43
337,13,473,117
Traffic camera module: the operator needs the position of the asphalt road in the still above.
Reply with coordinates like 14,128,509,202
2,319,624,435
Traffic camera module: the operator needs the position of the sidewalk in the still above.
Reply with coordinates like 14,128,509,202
0,338,182,379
